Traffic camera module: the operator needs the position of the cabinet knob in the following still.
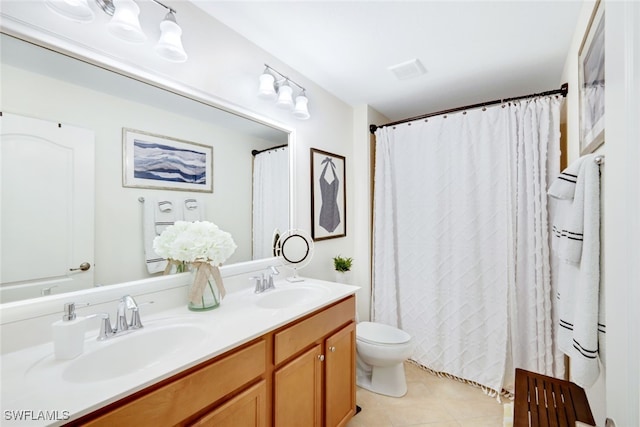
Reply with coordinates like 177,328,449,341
329,346,336,352
317,354,325,361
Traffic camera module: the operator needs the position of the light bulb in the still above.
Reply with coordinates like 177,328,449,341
155,12,188,63
276,82,294,109
45,0,94,23
293,92,310,120
107,0,147,43
258,72,277,100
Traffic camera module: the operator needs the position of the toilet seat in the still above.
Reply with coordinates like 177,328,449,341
356,321,411,345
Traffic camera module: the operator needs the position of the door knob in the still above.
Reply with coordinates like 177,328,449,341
329,346,336,352
70,262,91,272
317,354,325,361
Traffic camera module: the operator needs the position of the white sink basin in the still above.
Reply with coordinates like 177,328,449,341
62,322,207,383
255,284,331,309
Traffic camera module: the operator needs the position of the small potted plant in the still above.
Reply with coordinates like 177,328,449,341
333,255,353,284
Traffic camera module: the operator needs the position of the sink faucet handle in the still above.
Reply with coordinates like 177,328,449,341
87,312,114,341
250,275,264,293
129,308,143,329
128,301,153,329
116,295,139,332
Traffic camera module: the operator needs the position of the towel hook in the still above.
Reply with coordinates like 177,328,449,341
594,155,604,165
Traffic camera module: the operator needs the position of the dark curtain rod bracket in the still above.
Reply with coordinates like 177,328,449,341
251,143,288,156
370,83,568,134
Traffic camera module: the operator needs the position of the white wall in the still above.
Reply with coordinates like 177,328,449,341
560,1,640,426
602,2,640,426
352,105,388,321
0,1,355,287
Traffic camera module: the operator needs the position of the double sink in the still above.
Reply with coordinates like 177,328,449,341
26,281,333,385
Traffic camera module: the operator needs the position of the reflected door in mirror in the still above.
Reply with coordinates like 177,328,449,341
0,113,95,302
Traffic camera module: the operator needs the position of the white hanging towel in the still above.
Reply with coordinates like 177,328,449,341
548,154,605,388
142,198,177,274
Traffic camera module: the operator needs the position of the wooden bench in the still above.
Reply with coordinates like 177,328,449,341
514,368,595,427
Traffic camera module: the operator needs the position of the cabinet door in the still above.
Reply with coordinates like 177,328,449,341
274,344,323,427
325,322,356,427
193,380,267,427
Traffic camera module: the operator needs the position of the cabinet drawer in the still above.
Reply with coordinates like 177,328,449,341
192,380,267,427
274,296,354,365
81,340,266,426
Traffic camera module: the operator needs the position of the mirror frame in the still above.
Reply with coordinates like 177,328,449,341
0,18,297,304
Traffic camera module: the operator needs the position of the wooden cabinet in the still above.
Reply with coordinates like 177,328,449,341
193,380,267,427
273,297,356,427
75,340,267,427
72,296,356,427
324,323,356,427
274,344,323,426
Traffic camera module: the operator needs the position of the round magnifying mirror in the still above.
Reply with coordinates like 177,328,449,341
281,234,310,264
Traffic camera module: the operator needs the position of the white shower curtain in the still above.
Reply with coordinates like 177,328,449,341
252,146,289,259
373,97,561,394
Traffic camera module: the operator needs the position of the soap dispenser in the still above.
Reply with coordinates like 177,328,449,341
52,302,86,360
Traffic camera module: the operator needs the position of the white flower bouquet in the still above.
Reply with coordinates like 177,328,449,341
153,220,237,265
153,221,237,311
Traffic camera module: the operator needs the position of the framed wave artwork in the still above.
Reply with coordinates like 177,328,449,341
122,128,213,193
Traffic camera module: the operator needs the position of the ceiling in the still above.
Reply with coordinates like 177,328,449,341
192,0,583,122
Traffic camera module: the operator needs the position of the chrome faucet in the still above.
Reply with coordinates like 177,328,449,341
251,266,280,294
90,295,150,341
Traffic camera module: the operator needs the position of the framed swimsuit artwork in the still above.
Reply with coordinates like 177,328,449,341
310,148,346,241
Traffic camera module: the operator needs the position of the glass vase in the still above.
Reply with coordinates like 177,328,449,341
188,263,221,311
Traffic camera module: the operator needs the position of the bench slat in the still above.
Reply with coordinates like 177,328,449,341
513,368,595,427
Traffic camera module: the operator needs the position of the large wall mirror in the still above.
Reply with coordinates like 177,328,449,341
0,33,291,303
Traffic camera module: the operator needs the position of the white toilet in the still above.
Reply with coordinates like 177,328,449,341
356,321,414,397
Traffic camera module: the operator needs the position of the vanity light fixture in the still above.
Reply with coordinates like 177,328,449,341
258,65,310,120
45,0,188,63
45,0,95,23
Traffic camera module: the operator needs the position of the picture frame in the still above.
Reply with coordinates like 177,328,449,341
578,0,605,155
310,148,346,241
122,128,213,192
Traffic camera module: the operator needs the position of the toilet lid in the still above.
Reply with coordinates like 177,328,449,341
356,322,411,345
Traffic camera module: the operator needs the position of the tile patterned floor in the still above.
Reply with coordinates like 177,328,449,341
347,362,506,427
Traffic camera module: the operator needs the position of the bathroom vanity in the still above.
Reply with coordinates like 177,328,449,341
0,275,358,427
75,297,356,426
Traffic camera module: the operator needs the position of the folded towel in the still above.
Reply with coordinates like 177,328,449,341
549,154,604,388
183,198,204,222
548,157,582,200
549,156,591,264
143,198,176,274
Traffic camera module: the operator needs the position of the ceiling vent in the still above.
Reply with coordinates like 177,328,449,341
388,58,426,80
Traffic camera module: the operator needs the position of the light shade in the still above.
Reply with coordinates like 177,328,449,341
258,72,277,100
107,0,147,43
45,0,95,22
275,82,294,109
154,12,188,63
293,92,310,120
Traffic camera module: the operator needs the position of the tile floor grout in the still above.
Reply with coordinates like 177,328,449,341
347,362,508,427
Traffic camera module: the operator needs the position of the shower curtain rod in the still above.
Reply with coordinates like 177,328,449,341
251,143,287,156
369,82,568,134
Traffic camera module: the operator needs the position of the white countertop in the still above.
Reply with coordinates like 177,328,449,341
0,278,358,426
